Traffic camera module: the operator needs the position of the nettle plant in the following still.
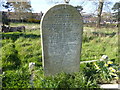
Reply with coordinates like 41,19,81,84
93,55,119,83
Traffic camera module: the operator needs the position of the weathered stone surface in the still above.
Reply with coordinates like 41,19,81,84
41,4,83,76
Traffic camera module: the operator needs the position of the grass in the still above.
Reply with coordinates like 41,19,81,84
82,27,118,63
1,23,119,88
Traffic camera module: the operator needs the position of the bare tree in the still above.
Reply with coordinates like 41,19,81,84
96,0,104,28
64,0,70,4
11,1,32,21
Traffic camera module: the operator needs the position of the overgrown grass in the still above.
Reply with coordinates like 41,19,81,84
1,23,119,88
82,27,118,63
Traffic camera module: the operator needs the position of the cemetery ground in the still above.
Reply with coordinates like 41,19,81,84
1,23,119,88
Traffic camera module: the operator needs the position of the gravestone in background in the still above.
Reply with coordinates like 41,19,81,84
41,4,83,76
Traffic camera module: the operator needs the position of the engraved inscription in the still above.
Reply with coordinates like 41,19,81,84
41,4,83,76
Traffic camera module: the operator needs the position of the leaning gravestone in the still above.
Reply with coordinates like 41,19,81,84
41,4,83,76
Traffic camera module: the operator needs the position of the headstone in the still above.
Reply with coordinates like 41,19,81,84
41,4,83,76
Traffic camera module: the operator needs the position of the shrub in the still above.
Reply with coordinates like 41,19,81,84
27,18,40,23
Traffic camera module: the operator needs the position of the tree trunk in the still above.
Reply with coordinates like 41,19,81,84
96,0,104,28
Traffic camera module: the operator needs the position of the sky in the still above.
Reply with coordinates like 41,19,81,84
30,0,119,14
0,0,119,14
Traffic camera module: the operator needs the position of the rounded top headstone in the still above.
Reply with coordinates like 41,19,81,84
41,4,83,29
41,4,83,76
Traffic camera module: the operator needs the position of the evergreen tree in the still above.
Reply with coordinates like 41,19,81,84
112,2,120,22
2,2,12,26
